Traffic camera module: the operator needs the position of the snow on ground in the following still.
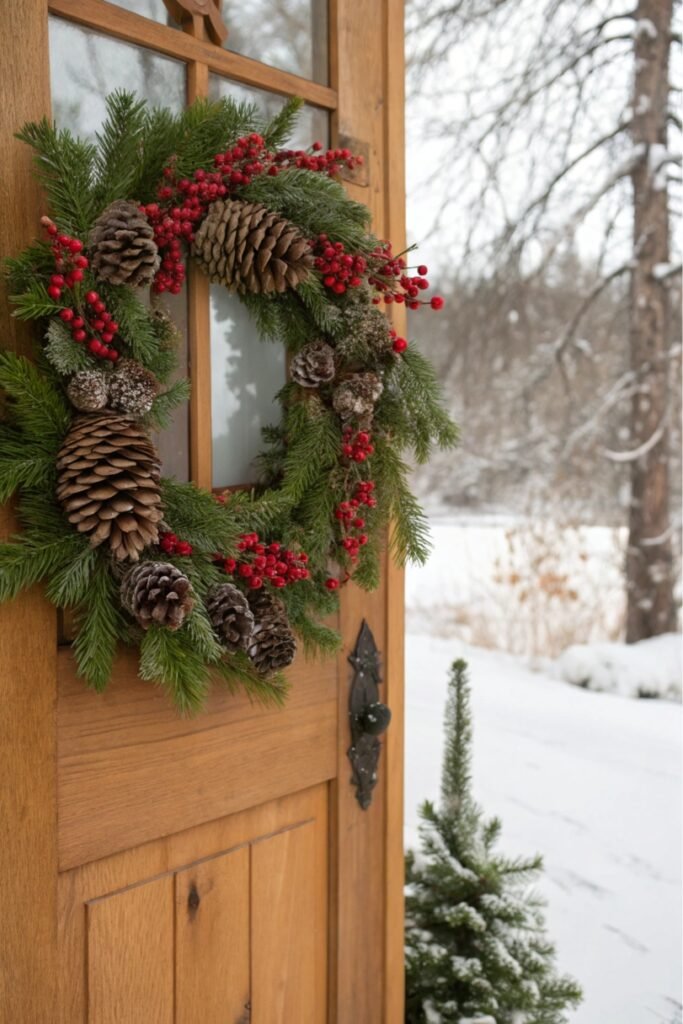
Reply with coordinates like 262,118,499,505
557,634,682,700
405,633,683,1024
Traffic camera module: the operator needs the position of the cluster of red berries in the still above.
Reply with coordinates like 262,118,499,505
389,328,408,355
42,218,121,362
342,428,374,462
325,481,377,590
365,241,444,311
312,234,367,296
215,533,310,591
145,136,364,294
273,142,363,176
159,530,193,557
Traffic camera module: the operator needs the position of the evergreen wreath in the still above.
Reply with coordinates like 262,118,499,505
1,91,457,713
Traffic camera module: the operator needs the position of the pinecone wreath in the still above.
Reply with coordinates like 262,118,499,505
121,561,194,630
56,412,163,560
290,340,336,388
206,582,255,653
247,590,297,674
192,198,313,293
66,369,109,412
332,372,384,423
89,199,160,287
109,358,159,416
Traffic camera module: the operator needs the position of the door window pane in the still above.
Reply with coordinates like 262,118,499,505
48,18,190,481
221,0,328,84
103,0,181,26
208,77,329,486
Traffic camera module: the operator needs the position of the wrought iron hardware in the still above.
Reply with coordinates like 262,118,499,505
347,620,391,809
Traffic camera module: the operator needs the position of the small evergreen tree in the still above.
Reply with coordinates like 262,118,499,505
405,660,582,1024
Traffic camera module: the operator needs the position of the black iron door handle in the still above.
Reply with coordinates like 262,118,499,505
347,620,391,809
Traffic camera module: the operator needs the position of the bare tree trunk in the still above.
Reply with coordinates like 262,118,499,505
626,0,677,641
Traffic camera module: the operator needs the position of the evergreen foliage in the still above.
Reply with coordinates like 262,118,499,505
1,91,458,712
405,661,582,1024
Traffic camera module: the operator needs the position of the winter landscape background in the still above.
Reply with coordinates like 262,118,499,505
404,1,682,1021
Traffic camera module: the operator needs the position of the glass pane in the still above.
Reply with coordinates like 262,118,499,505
102,0,181,26
208,77,329,486
221,0,328,84
48,18,190,481
208,76,330,149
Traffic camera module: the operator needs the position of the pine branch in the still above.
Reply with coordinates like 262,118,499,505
72,556,126,691
45,544,98,607
161,479,241,552
262,97,304,150
0,428,55,502
93,91,148,208
4,241,55,293
10,281,66,322
144,377,191,430
139,623,211,714
289,609,341,657
0,350,70,443
373,439,432,564
16,118,97,234
213,650,290,707
43,319,92,376
0,531,81,601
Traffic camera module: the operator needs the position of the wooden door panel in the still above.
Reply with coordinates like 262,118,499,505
57,646,337,869
58,785,328,1023
252,820,328,1023
87,876,174,1024
175,847,250,1023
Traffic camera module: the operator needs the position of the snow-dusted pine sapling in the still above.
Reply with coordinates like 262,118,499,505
405,659,582,1024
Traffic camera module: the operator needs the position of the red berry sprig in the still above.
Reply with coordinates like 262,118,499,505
145,136,364,295
42,218,121,362
312,233,367,296
159,530,193,557
214,533,310,591
341,428,375,462
365,243,444,311
326,481,377,590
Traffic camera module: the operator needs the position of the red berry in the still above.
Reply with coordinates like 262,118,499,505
72,329,86,343
85,291,99,304
417,265,428,275
430,296,445,310
176,541,193,556
325,578,340,590
47,285,62,300
392,337,408,354
238,563,253,578
71,268,84,282
249,576,263,589
272,576,286,588
59,308,74,322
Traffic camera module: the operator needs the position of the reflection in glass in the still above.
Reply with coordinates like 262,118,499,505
210,295,284,487
221,0,328,84
48,18,190,481
100,0,181,26
209,77,329,487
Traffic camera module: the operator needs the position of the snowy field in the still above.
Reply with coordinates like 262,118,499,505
405,631,682,1024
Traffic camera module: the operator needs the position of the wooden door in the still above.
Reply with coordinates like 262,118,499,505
0,2,405,1021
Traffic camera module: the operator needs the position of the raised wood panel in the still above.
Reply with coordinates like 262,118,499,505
87,875,174,1023
58,786,328,1023
175,847,250,1023
58,648,337,868
252,819,328,1024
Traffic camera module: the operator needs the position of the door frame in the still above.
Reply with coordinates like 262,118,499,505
0,2,405,1019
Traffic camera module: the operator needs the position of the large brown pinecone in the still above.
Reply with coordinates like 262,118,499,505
121,561,194,630
90,200,160,287
247,590,297,674
55,412,163,561
290,340,336,388
332,372,384,422
192,198,313,294
206,582,255,653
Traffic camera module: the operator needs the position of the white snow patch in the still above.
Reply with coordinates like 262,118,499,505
405,631,683,1024
653,262,680,280
556,634,681,699
635,17,658,39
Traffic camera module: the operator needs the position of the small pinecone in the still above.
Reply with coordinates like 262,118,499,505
192,198,313,294
121,561,194,630
66,369,109,412
109,358,159,416
332,372,384,422
56,411,163,561
290,341,336,388
247,590,297,674
90,200,160,287
206,582,255,653
341,303,393,357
